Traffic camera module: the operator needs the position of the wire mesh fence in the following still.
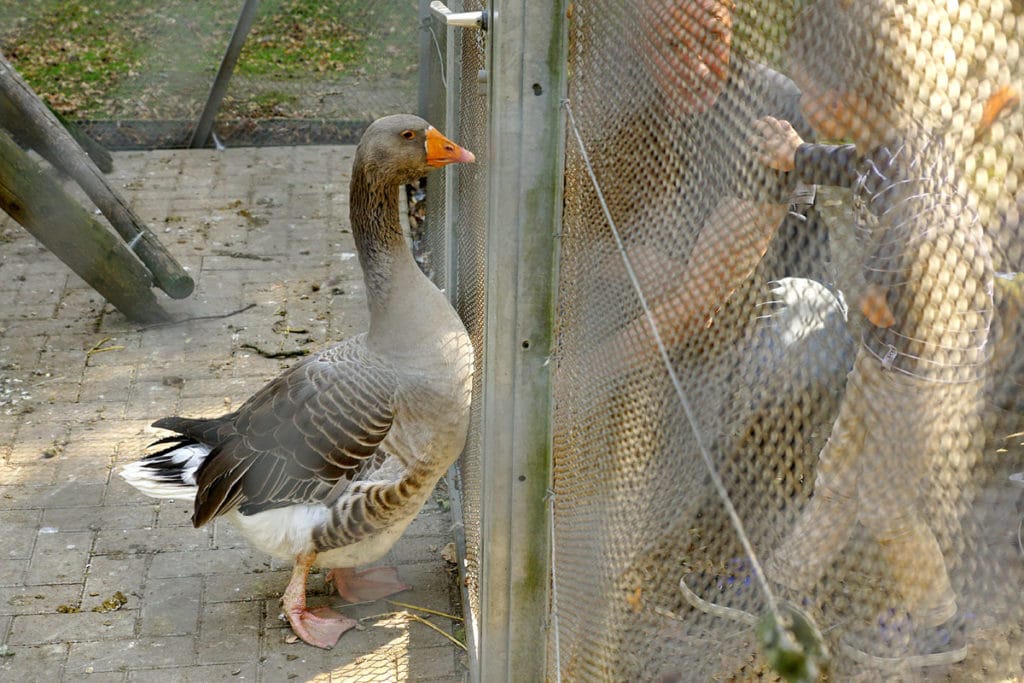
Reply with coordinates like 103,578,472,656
426,0,1024,680
419,0,491,661
551,0,1024,679
450,2,489,644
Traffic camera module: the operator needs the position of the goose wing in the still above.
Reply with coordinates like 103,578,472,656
167,341,399,527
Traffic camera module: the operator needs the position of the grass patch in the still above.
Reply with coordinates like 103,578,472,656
0,0,418,120
233,89,300,118
238,0,362,76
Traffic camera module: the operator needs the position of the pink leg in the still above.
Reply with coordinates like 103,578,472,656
282,552,357,649
326,566,410,603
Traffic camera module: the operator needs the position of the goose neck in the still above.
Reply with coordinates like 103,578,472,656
349,164,412,297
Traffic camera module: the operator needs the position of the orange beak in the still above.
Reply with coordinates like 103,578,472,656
425,127,475,167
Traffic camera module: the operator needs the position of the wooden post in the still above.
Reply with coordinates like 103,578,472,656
0,53,195,299
0,127,169,324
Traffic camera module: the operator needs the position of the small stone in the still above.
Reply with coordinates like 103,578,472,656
440,542,457,564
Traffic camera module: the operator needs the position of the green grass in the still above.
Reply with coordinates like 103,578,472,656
0,0,418,119
237,89,300,117
238,0,362,76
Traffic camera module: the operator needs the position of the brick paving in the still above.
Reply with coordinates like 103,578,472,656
0,146,468,682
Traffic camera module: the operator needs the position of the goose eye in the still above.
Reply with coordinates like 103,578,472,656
401,130,416,140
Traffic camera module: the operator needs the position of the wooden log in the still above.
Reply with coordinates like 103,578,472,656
0,95,113,173
0,126,169,324
48,104,114,173
0,53,194,299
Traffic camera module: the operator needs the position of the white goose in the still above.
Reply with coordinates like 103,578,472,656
121,114,475,649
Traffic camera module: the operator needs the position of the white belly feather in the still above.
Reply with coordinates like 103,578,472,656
227,499,421,567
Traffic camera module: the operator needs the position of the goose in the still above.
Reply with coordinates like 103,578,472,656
121,114,476,649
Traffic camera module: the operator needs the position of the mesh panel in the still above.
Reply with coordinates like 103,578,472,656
421,0,490,649
421,9,449,288
552,0,1024,680
452,0,489,632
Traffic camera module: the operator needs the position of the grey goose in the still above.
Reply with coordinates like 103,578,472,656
121,114,475,649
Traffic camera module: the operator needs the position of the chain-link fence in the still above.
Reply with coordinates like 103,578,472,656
425,0,1024,679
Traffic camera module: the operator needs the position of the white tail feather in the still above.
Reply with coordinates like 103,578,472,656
119,442,210,502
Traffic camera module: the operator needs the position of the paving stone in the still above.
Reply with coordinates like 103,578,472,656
377,562,458,618
106,471,157,503
51,458,116,485
127,662,256,682
8,608,137,646
1,482,105,510
211,518,248,549
258,636,401,682
42,505,154,533
8,430,71,466
59,432,123,461
25,531,93,586
381,536,456,566
403,507,455,538
406,645,462,681
204,569,288,604
0,642,68,679
148,548,265,579
0,509,42,558
76,672,127,683
138,576,201,637
154,500,197,528
94,527,211,556
83,553,149,605
0,583,81,616
195,601,260,665
80,365,137,401
66,636,194,674
0,560,28,588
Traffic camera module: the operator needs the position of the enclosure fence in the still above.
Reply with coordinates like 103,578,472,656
423,0,1024,680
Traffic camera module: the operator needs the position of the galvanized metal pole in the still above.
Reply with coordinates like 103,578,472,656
479,0,566,680
417,0,433,120
441,2,462,300
189,0,260,148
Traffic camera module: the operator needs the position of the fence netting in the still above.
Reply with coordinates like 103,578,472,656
451,0,489,639
421,0,490,651
550,0,1024,680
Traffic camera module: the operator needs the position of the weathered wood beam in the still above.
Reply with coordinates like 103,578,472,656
0,52,194,299
0,95,113,173
0,126,169,324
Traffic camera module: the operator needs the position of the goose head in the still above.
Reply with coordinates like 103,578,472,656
355,114,475,185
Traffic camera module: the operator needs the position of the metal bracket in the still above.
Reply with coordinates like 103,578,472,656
429,0,488,30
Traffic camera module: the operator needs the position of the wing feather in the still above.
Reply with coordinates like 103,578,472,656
176,340,398,526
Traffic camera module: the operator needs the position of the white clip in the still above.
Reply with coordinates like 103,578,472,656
880,344,898,371
429,1,487,29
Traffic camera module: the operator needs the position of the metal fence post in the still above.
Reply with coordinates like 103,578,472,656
479,0,566,680
189,0,260,148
